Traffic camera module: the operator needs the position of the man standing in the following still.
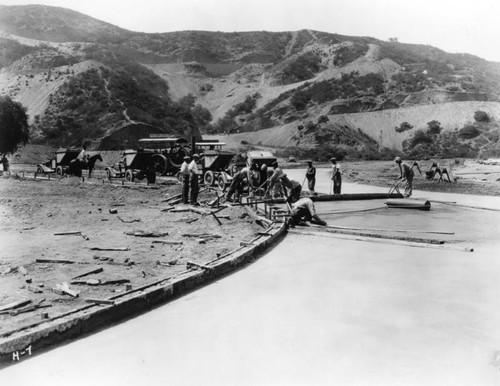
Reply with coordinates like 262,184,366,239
189,154,201,205
287,197,327,228
180,155,191,204
266,161,285,198
330,157,342,194
394,157,421,197
305,160,316,192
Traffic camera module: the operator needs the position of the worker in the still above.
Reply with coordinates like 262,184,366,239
76,144,88,164
226,165,252,202
259,163,268,191
426,161,452,183
180,155,191,204
394,157,422,197
287,197,327,228
266,161,285,198
305,160,316,192
330,157,342,194
189,153,201,205
280,174,302,203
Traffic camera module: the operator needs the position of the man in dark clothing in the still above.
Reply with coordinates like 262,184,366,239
305,160,316,192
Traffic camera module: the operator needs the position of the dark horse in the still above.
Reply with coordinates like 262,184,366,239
68,154,103,178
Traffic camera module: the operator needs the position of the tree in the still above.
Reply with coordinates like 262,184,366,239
0,96,29,157
427,120,442,135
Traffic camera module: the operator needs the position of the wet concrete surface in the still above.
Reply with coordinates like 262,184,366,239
2,169,500,385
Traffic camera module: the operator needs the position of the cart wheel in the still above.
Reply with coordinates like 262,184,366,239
152,154,168,176
217,175,227,191
204,171,215,186
37,166,44,175
56,166,63,176
125,170,134,182
105,169,112,181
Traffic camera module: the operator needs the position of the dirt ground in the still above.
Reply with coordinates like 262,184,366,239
0,176,262,335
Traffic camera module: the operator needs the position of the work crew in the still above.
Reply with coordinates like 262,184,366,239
394,157,422,197
287,197,327,228
226,165,252,202
188,153,201,205
180,155,191,204
330,157,342,194
280,174,302,203
305,160,316,192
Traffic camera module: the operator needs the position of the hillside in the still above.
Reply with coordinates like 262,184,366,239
1,4,500,158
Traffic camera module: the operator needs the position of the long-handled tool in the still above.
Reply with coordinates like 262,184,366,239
388,178,404,195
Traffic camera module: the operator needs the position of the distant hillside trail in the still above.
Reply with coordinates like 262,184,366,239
285,31,299,57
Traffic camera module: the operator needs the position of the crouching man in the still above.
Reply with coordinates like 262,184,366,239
287,197,327,228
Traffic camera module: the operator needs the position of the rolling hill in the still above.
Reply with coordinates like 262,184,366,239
1,4,500,159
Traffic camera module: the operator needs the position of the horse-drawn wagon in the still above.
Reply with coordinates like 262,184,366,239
36,148,102,177
105,149,156,183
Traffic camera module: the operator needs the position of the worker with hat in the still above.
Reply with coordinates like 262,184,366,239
330,157,342,194
180,155,191,204
394,157,421,197
305,160,316,193
188,153,201,205
286,197,327,228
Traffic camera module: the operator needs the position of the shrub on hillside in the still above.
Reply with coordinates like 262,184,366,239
458,124,480,139
395,121,413,133
474,110,490,123
281,52,323,84
427,120,442,135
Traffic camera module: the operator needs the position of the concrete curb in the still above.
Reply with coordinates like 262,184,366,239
0,222,286,365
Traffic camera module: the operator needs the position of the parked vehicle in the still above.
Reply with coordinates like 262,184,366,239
137,136,189,176
105,149,156,183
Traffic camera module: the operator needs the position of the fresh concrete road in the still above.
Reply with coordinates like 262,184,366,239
2,169,500,385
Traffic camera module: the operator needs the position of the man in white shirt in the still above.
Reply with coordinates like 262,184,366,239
287,197,327,228
180,155,191,204
188,154,201,205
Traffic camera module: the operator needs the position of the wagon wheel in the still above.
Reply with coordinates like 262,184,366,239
125,169,134,182
152,154,169,176
37,166,44,175
204,171,215,186
217,175,227,191
56,166,64,176
168,146,187,169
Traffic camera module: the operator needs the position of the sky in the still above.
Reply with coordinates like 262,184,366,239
1,0,500,62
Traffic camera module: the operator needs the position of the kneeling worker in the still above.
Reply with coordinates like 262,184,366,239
288,197,327,228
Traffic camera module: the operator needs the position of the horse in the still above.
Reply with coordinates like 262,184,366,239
68,154,103,178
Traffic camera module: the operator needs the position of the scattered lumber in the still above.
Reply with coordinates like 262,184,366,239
99,279,130,285
18,266,28,276
170,208,191,213
0,299,32,312
2,266,18,275
72,267,103,280
27,285,43,294
210,212,222,226
161,207,175,212
182,233,221,238
190,207,211,215
186,218,199,224
36,258,76,264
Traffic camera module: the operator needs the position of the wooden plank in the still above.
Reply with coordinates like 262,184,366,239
36,258,75,264
210,212,223,226
0,299,32,312
55,283,80,297
151,240,183,245
72,267,104,280
90,247,129,251
84,298,115,305
289,228,474,252
54,231,81,236
186,261,212,271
